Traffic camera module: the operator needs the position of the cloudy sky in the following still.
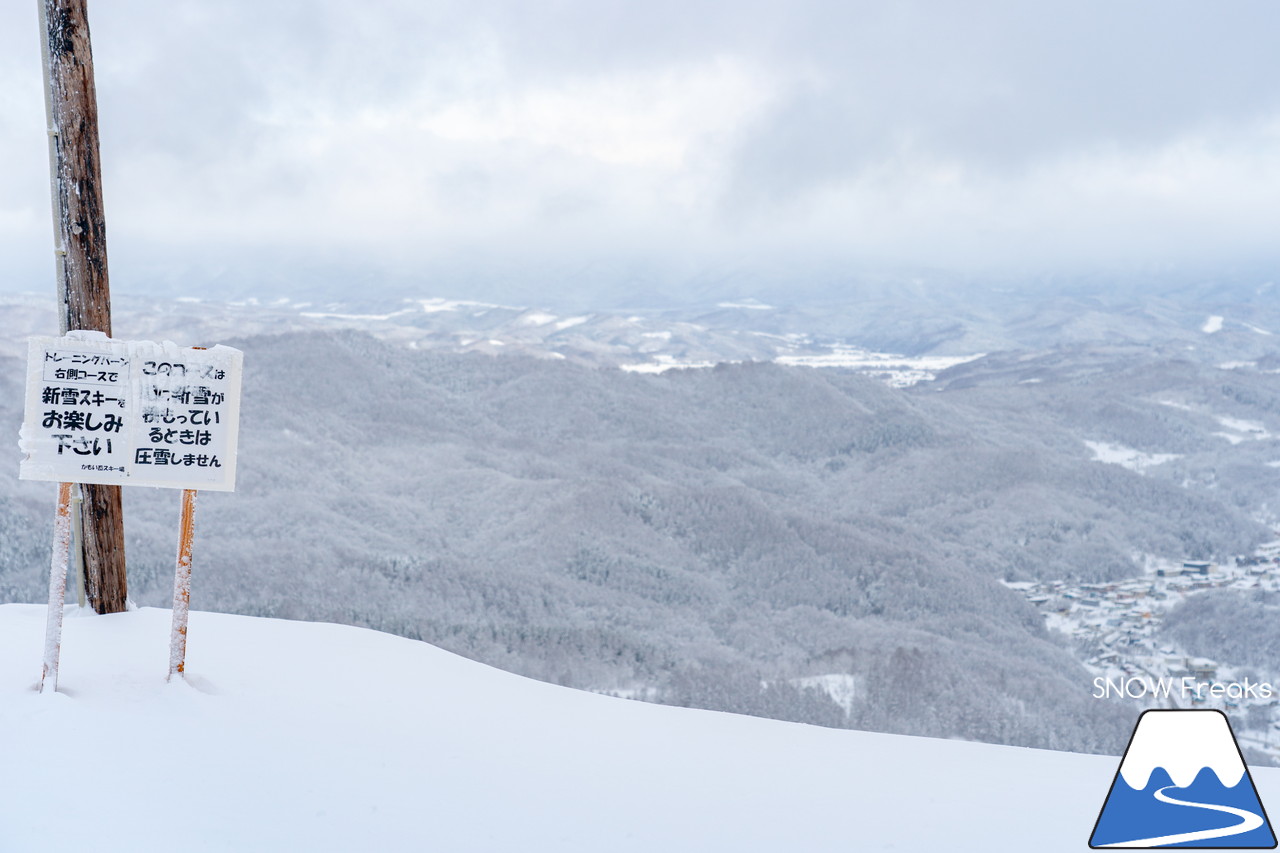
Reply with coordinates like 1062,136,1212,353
2,1,1279,305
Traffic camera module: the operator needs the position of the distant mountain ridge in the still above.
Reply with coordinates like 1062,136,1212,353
5,279,1279,374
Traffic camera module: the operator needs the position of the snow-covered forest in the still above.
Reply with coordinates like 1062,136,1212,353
6,295,1280,755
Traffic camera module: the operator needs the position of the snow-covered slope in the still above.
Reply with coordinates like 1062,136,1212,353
0,605,1251,852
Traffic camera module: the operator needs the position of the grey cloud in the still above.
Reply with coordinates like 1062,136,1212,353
724,1,1280,204
2,0,1279,302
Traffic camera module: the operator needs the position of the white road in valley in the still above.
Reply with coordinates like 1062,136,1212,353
1100,785,1265,847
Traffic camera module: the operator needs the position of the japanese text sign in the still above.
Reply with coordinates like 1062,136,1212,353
19,332,243,491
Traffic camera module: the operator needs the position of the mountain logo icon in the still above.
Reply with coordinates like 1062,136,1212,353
1090,709,1277,848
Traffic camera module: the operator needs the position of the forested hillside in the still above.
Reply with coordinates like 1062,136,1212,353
4,329,1277,754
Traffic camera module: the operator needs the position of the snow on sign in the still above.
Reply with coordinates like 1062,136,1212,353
19,332,243,491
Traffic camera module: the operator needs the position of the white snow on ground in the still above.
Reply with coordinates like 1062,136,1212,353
1216,416,1272,440
0,604,1178,852
617,339,984,386
553,316,590,331
793,673,857,716
775,348,981,372
1084,440,1181,473
1202,315,1225,333
1157,402,1274,443
518,311,559,326
620,354,721,373
1243,322,1274,336
300,308,416,322
416,297,515,314
1268,461,1280,469
775,349,985,387
717,301,774,310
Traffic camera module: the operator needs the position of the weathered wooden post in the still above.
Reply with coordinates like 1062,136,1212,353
38,0,128,613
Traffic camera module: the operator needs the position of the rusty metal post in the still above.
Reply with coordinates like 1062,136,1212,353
40,482,74,693
167,489,198,680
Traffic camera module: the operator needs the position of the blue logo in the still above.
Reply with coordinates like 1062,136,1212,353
1091,709,1276,848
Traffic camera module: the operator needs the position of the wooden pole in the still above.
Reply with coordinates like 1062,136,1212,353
71,485,86,608
168,489,198,681
39,0,128,613
40,482,74,693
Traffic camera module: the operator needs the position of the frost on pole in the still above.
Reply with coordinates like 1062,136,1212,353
19,332,243,492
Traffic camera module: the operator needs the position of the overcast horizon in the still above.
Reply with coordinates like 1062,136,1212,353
2,2,1280,308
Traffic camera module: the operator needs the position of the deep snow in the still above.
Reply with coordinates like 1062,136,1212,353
2,604,1267,852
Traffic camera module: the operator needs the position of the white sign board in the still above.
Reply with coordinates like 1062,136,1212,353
19,332,243,491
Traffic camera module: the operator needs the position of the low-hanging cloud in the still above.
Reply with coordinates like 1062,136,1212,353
1,0,1278,302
